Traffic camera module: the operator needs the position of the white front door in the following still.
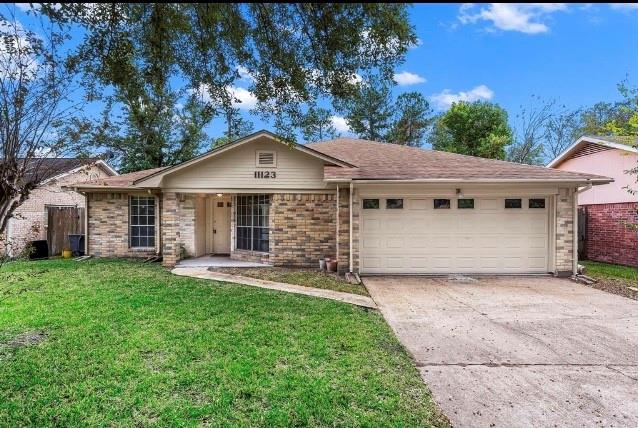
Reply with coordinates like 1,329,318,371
212,198,231,254
360,196,549,274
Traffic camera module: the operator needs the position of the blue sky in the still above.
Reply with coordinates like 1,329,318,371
221,3,638,139
10,3,638,143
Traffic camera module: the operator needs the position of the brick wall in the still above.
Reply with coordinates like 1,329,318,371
270,193,337,268
178,194,196,258
583,202,638,266
337,187,350,272
555,187,575,275
162,192,179,267
87,192,156,258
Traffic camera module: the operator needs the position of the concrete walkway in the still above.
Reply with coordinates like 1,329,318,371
172,267,377,309
364,275,638,428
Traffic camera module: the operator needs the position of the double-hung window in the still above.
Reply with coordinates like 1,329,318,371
236,195,269,252
130,196,156,248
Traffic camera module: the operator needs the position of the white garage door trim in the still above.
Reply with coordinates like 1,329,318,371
359,195,551,275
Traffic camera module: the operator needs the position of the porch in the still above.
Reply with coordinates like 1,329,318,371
175,255,270,268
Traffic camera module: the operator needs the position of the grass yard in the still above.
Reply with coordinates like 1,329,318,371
582,261,638,300
212,267,369,296
0,259,446,427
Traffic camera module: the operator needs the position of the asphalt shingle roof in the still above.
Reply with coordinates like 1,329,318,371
307,138,611,182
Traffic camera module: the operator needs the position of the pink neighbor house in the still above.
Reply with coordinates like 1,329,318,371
548,135,638,266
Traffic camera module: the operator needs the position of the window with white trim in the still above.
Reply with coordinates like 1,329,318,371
130,196,156,248
236,195,269,252
256,150,276,167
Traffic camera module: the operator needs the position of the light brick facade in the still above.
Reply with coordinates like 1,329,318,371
87,192,156,258
269,193,337,268
555,187,576,276
161,192,179,267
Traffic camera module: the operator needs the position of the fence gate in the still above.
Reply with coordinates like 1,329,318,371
577,207,587,260
47,206,84,256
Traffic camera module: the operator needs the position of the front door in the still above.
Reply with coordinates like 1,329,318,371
212,198,231,254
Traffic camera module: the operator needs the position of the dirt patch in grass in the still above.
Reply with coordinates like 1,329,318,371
210,267,369,296
581,278,638,301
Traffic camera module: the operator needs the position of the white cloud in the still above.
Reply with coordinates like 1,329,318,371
430,84,494,110
393,71,427,86
14,3,35,12
228,86,257,109
236,65,254,81
330,115,351,133
610,3,638,10
459,3,568,34
190,83,257,110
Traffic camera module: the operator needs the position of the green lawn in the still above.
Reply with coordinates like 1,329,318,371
0,259,446,427
583,261,638,283
581,261,638,300
213,267,369,296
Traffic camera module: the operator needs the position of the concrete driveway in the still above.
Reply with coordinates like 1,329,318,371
364,276,638,428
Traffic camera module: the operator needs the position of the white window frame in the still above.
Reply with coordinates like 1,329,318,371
129,195,156,249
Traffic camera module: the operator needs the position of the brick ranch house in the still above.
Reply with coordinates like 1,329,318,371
70,130,611,276
1,158,117,257
549,135,638,266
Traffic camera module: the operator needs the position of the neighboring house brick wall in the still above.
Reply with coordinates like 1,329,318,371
87,192,155,258
1,164,108,256
584,202,638,267
270,193,337,268
555,187,575,275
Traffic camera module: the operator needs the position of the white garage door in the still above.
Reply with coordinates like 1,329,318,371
360,196,549,274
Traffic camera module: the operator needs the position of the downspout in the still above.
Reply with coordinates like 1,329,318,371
349,182,353,273
573,183,592,275
336,185,339,265
84,191,89,255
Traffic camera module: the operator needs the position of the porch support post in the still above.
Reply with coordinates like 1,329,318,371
162,191,179,267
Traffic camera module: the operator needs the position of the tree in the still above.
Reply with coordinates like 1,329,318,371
300,107,338,143
212,107,254,148
429,101,513,160
337,75,394,141
0,10,81,236
386,92,433,147
45,3,416,169
507,96,554,165
544,108,582,160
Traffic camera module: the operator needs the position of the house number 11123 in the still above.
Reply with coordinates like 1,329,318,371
254,171,276,179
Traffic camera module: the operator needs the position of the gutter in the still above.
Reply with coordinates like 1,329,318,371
349,182,353,273
324,178,613,184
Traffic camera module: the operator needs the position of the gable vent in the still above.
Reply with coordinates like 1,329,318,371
256,150,276,167
570,142,612,160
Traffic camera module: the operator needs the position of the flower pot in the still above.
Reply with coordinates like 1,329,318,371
62,249,72,259
319,259,327,271
326,260,338,272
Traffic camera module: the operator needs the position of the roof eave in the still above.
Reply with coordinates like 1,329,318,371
547,136,638,168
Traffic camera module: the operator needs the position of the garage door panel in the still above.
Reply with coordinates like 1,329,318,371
361,196,549,274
